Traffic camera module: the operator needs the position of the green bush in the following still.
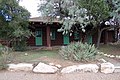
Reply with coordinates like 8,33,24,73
0,44,10,70
12,39,27,51
59,42,98,62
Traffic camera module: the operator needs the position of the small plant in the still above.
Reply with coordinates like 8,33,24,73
0,44,11,70
59,42,98,62
12,39,27,51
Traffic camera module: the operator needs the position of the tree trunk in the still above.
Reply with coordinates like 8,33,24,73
97,28,102,48
96,26,118,48
97,28,108,48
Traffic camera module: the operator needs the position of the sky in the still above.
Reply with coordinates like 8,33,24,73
19,0,42,18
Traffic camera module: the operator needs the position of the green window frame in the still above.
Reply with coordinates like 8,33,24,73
74,31,80,40
50,29,56,40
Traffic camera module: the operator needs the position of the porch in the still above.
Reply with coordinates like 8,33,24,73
27,17,116,47
28,21,93,47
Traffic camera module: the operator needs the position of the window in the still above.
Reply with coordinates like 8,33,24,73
50,29,56,40
74,31,80,40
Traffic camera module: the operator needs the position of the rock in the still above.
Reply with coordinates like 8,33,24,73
61,65,77,73
115,55,119,58
24,53,28,56
33,62,59,74
61,46,65,49
104,54,108,56
49,63,55,66
8,63,33,71
118,56,120,58
101,52,104,55
114,69,120,73
99,52,104,55
109,55,115,58
106,55,111,57
49,63,62,68
114,66,120,73
115,66,120,69
100,62,115,74
61,64,99,73
98,58,107,63
55,64,62,68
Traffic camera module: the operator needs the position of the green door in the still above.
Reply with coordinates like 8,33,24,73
87,35,92,44
63,34,69,45
35,29,42,46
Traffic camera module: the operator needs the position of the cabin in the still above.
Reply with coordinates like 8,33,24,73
0,17,116,47
27,17,116,47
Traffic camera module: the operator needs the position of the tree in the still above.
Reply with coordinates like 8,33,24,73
38,0,119,47
0,0,32,50
96,0,120,47
38,0,92,33
107,0,120,25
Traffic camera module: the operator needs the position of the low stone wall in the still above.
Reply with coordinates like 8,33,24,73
7,60,120,74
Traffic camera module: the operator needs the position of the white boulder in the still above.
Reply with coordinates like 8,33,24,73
8,63,33,71
55,64,62,68
49,63,62,68
61,64,99,73
33,62,59,74
100,62,115,74
98,58,107,63
49,63,55,66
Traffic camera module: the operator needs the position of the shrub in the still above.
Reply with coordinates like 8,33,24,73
12,39,27,51
59,42,98,62
0,44,11,70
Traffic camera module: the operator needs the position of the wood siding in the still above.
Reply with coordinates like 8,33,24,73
27,22,116,46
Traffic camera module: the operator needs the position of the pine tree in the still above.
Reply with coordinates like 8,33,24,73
0,0,32,50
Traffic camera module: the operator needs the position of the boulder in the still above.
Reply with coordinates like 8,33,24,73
49,63,62,68
8,63,33,71
55,64,62,68
100,62,115,74
49,63,55,66
98,58,107,63
61,64,99,73
114,66,120,73
33,62,59,74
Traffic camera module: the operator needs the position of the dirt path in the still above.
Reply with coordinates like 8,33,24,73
0,71,120,80
1,56,120,80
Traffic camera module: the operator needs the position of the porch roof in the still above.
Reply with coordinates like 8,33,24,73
29,17,62,23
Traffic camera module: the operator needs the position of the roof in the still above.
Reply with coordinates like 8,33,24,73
29,16,62,23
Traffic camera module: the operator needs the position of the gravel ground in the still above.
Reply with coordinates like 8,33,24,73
1,55,120,80
0,71,120,80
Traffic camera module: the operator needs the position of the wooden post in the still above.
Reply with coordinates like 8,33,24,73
46,26,51,47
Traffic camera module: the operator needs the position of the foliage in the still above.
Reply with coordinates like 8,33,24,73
0,0,32,50
77,0,110,25
59,42,98,62
38,0,119,48
96,0,120,48
0,44,10,70
108,0,120,24
12,39,27,51
38,0,110,33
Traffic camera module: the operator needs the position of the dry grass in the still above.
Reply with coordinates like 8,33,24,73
99,44,120,55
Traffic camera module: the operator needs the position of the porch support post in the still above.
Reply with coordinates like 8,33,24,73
46,26,51,47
